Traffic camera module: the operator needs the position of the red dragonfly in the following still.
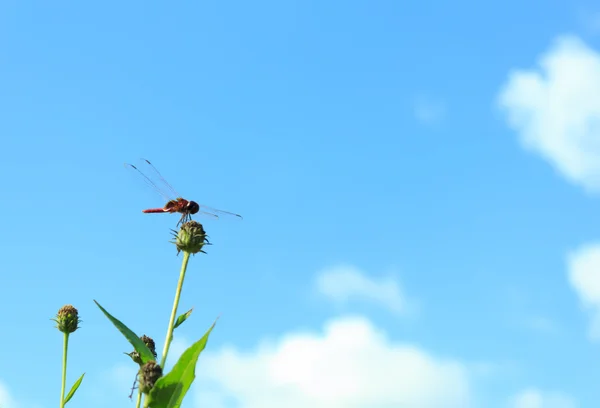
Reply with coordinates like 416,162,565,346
126,159,242,225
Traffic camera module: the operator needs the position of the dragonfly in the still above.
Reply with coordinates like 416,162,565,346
125,159,242,225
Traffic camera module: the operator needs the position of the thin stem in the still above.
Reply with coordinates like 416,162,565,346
135,388,142,408
59,332,69,408
160,251,191,368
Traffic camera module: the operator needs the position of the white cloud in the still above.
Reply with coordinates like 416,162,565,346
510,388,576,408
194,316,471,408
567,242,600,340
414,95,446,124
0,381,15,408
315,265,407,315
497,35,600,193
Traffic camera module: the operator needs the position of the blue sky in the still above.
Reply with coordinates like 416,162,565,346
2,1,600,407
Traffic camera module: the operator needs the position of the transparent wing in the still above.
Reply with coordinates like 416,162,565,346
198,205,243,220
124,162,173,202
196,210,219,220
138,158,181,198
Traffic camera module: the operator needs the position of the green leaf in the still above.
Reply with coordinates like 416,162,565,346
63,372,85,404
174,308,193,329
147,319,217,408
93,300,155,365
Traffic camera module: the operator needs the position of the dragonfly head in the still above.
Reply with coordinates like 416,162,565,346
187,201,200,215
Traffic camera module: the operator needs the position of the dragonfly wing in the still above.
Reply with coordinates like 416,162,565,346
125,163,172,202
197,210,219,220
139,159,182,199
199,205,243,220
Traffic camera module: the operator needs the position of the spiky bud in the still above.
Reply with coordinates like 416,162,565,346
127,334,158,365
52,305,81,334
171,221,210,255
138,360,162,394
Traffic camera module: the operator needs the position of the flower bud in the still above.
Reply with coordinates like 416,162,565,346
171,221,210,255
52,305,81,334
141,334,157,358
138,360,162,394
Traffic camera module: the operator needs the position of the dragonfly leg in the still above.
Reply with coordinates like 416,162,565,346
176,213,192,226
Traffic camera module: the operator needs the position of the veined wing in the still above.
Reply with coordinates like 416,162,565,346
198,205,243,220
124,158,183,202
138,158,182,199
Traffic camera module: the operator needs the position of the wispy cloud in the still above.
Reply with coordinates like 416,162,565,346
567,242,600,340
510,388,576,408
0,381,15,408
497,35,600,194
314,265,408,315
413,94,446,125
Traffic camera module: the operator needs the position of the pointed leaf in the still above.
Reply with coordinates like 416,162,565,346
174,308,193,329
94,300,155,364
63,372,85,404
147,319,217,407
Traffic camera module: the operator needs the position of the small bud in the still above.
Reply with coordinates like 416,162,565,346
171,221,210,255
127,334,158,365
138,360,162,394
52,305,81,334
141,335,158,358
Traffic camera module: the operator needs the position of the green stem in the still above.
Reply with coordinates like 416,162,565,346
160,251,191,368
59,332,69,408
135,388,142,408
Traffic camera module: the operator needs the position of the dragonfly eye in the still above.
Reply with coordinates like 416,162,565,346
188,201,200,214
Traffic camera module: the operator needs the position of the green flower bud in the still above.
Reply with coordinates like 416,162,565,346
52,305,81,334
171,221,210,255
138,360,162,394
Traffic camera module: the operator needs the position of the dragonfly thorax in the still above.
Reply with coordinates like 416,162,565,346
187,201,199,215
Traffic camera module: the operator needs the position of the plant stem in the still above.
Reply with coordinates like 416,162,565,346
59,332,69,408
160,251,191,368
135,388,142,408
